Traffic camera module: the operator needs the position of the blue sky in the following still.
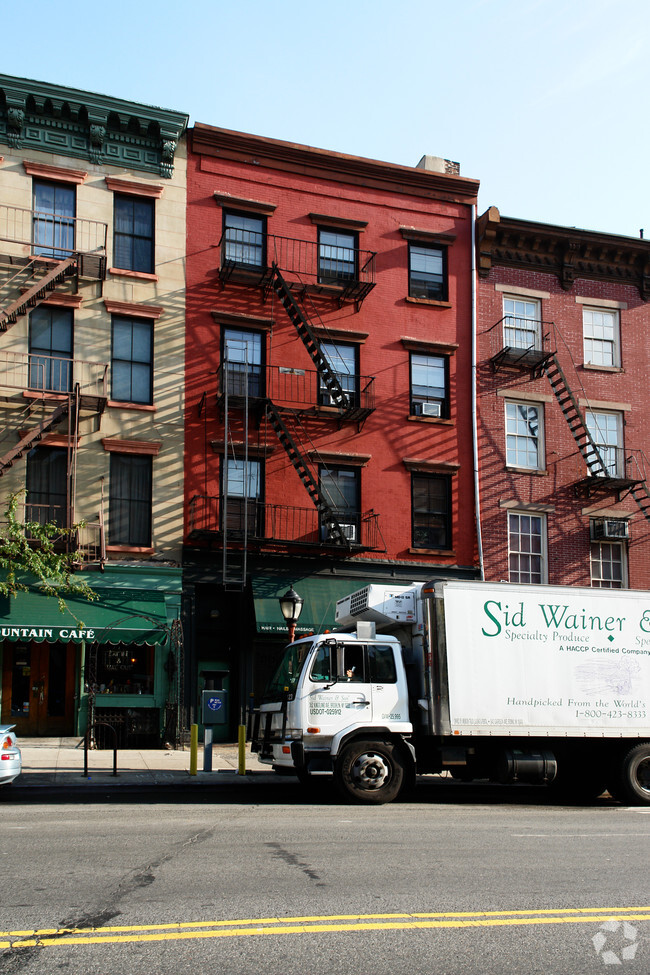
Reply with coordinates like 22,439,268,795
3,0,648,237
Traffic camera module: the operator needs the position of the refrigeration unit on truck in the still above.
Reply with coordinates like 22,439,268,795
251,581,650,804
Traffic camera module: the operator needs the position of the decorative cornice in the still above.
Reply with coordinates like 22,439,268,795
309,212,367,231
402,458,460,474
213,191,276,214
399,226,456,244
307,451,371,467
401,337,458,354
101,438,161,455
104,299,164,319
477,206,650,300
211,311,274,330
192,124,479,206
0,73,188,178
23,160,87,183
105,176,164,198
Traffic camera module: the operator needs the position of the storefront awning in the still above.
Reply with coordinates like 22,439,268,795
0,569,181,646
252,572,358,636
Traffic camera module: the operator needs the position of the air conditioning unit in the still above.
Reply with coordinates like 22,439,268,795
322,521,358,543
591,519,629,540
338,522,358,542
421,401,442,418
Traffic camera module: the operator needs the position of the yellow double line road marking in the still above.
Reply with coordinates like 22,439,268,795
2,907,650,950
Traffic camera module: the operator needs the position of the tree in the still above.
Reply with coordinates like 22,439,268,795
0,492,97,614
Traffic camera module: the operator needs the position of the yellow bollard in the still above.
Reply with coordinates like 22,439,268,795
189,723,198,776
238,724,246,775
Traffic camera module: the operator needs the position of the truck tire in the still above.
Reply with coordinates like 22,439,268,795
335,739,405,804
614,742,650,806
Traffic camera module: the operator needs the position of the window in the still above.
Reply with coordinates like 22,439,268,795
411,474,451,550
33,180,75,257
591,541,626,589
505,401,543,469
113,195,154,273
408,243,446,300
223,457,262,536
585,410,623,477
223,329,264,398
410,353,447,417
26,447,67,527
502,296,541,350
320,341,357,407
583,307,620,367
223,211,265,267
310,643,397,683
109,454,152,546
320,466,360,542
111,316,153,404
29,306,73,392
95,645,154,695
508,511,546,584
318,229,357,284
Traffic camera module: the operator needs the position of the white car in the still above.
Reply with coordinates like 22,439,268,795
0,725,21,785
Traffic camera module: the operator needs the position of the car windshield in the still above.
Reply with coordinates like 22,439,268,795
263,640,313,701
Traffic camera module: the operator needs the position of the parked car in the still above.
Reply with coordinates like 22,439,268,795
0,725,21,785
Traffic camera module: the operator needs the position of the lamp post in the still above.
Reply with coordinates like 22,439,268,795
278,585,304,643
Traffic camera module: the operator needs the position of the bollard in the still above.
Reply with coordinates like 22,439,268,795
238,724,246,775
189,723,198,776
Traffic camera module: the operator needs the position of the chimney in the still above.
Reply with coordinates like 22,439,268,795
416,155,460,176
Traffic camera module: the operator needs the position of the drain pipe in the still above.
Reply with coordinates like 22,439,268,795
471,203,485,580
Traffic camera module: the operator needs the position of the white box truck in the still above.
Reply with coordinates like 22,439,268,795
251,581,650,804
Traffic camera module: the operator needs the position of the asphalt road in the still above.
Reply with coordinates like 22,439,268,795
1,778,648,975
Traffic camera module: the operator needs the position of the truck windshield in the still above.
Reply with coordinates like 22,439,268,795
263,641,313,701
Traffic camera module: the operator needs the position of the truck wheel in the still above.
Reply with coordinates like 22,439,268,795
615,742,650,806
335,740,405,804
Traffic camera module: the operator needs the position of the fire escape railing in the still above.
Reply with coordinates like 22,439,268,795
0,204,107,279
216,362,375,414
0,350,108,400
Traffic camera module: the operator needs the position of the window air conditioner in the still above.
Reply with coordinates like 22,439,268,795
591,519,629,541
339,523,358,542
421,402,442,418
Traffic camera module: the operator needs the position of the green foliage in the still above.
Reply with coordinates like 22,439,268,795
0,492,97,614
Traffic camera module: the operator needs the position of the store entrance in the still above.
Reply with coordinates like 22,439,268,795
1,642,76,736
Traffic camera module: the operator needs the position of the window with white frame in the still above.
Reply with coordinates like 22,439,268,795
410,353,448,417
508,511,546,584
583,307,620,368
585,410,623,477
502,296,541,350
590,540,626,588
505,401,543,469
223,456,263,536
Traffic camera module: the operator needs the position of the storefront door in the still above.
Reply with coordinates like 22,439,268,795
1,642,76,735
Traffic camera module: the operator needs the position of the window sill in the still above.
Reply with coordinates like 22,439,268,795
407,414,454,425
405,296,452,308
409,547,456,556
582,363,624,373
22,390,68,402
106,545,154,555
504,466,548,476
109,267,158,282
107,401,156,412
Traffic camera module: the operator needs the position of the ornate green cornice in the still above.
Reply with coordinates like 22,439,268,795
0,74,188,179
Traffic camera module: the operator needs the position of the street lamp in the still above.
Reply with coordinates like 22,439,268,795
278,585,304,643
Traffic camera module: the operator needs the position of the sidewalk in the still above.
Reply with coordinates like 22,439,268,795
9,738,280,792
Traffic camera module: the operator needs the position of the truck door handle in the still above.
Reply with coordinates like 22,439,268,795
352,699,370,706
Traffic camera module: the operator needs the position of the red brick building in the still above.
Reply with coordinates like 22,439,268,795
184,125,479,729
476,207,650,590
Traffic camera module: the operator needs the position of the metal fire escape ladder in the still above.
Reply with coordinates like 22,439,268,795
542,353,608,478
222,347,249,592
271,263,349,412
0,257,76,331
264,403,351,548
0,399,70,475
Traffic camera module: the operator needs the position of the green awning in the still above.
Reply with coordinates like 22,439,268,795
0,569,181,646
252,572,358,636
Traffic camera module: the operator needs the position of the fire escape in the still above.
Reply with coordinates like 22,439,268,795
0,202,108,563
188,230,383,589
489,316,650,528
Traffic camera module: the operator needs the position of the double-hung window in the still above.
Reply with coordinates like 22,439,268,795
411,474,451,550
109,454,152,546
508,511,546,584
318,229,357,284
223,329,264,398
408,243,446,300
320,341,357,408
223,211,265,268
583,307,620,367
26,446,67,527
29,306,73,392
33,180,75,258
505,401,543,469
113,195,155,273
320,466,360,542
111,316,153,404
585,410,623,477
223,457,262,536
410,353,447,417
502,296,541,350
590,540,626,588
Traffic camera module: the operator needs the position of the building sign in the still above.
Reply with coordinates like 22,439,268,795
0,626,97,641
